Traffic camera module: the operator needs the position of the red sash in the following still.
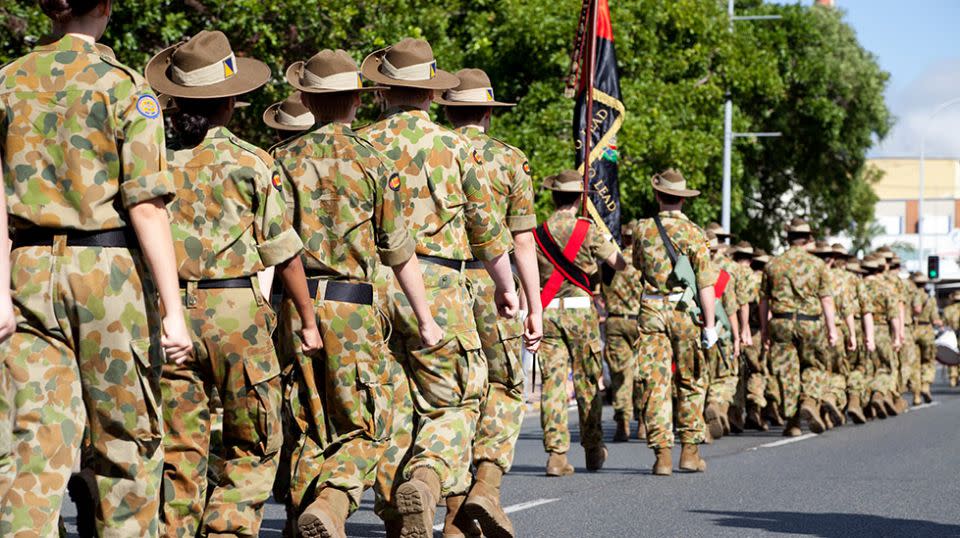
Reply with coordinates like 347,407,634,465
536,218,593,306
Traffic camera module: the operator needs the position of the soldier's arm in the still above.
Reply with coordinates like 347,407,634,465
503,150,543,347
0,171,13,343
863,312,875,351
845,313,857,351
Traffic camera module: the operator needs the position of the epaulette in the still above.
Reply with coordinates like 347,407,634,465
229,135,274,168
268,132,305,157
99,54,144,84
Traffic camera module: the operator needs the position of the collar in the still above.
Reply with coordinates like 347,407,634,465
205,125,234,141
456,125,485,137
658,210,687,220
36,34,98,55
316,122,354,136
382,106,430,122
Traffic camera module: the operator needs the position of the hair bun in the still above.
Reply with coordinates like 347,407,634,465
39,0,101,23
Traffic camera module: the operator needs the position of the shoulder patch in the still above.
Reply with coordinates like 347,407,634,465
472,149,483,165
388,173,401,192
136,95,161,119
271,171,283,192
522,161,531,175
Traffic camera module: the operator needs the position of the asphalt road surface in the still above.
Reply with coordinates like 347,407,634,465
61,381,960,537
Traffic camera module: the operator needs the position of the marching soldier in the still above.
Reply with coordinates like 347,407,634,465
704,228,741,439
439,68,544,538
910,273,940,403
841,254,870,424
634,169,717,476
536,170,624,476
358,38,519,536
942,291,960,387
759,219,838,437
861,255,902,418
144,30,323,537
812,242,856,428
0,1,194,534
600,222,644,442
730,242,766,430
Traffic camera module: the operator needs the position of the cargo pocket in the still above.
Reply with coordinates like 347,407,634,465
408,329,480,410
582,339,605,381
491,317,525,389
130,338,163,448
356,340,394,441
244,360,283,457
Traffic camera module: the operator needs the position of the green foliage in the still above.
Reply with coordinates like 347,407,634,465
1,0,889,243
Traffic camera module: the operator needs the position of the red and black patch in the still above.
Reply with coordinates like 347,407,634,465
271,171,283,192
388,173,401,192
522,161,531,175
472,149,483,165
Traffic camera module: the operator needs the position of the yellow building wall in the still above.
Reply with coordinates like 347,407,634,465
868,158,960,200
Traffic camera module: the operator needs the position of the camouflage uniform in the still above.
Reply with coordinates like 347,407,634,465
863,275,899,397
537,208,615,455
741,268,767,412
456,125,535,473
272,122,414,516
706,251,740,410
843,270,869,406
601,246,643,428
0,35,173,537
633,211,717,449
913,289,940,394
942,302,960,386
821,266,849,412
360,107,509,500
762,246,833,420
901,278,923,397
161,126,302,537
881,271,907,393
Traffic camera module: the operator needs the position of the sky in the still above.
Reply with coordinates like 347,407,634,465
777,0,960,158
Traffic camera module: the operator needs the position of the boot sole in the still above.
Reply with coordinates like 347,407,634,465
298,511,343,538
463,497,515,538
652,467,672,476
799,407,825,434
922,392,933,404
704,407,725,439
396,481,435,538
823,403,845,427
847,409,867,425
872,402,888,419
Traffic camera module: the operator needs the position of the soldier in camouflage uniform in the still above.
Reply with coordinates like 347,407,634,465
910,273,940,403
536,170,624,477
358,39,519,537
730,242,767,430
942,292,960,387
0,2,194,535
704,226,742,439
439,69,543,538
874,248,908,412
264,91,316,137
144,31,322,538
887,256,920,408
759,219,838,437
842,256,871,424
600,223,644,443
861,255,902,418
0,171,16,502
634,170,717,476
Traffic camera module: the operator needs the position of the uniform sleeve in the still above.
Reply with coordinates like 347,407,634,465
930,299,942,324
817,262,834,298
273,157,299,234
589,224,618,264
505,151,536,233
883,284,899,320
460,145,510,260
372,161,415,267
254,159,303,267
689,231,718,290
117,85,175,207
735,266,752,306
858,280,874,315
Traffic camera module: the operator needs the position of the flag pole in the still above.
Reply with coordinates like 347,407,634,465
580,0,598,217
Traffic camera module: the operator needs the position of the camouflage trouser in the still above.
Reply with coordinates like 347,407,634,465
637,299,706,449
828,372,848,410
706,341,738,407
388,262,486,497
604,317,642,423
743,331,767,409
914,325,936,391
160,284,281,538
951,365,959,385
0,360,12,500
869,323,896,395
2,244,164,538
899,326,920,394
539,302,604,454
768,318,827,418
466,268,524,472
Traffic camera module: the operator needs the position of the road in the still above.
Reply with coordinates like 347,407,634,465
61,382,960,537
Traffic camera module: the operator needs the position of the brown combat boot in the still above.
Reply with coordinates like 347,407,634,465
782,414,803,437
545,452,574,477
396,467,442,538
846,393,866,424
383,517,403,538
728,404,745,434
821,410,834,430
444,495,482,538
921,388,933,404
613,416,630,442
702,424,714,444
912,391,922,406
636,418,647,440
652,447,672,476
821,398,845,427
744,403,767,431
765,402,785,427
678,444,707,473
704,402,725,439
67,469,98,538
869,392,888,419
298,487,350,538
463,462,514,538
585,445,608,472
799,399,826,434
950,375,958,388
884,393,901,416
893,394,908,414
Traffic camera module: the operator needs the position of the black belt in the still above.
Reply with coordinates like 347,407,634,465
916,321,931,326
607,313,638,321
182,277,251,289
12,227,137,249
464,259,485,270
772,312,820,322
307,279,373,305
419,254,467,271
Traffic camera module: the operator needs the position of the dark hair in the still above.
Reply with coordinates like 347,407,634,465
383,87,432,104
39,0,103,23
444,106,488,127
301,92,356,123
172,97,230,147
552,190,581,208
654,191,684,206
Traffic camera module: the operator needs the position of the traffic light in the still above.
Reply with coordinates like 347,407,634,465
928,255,940,280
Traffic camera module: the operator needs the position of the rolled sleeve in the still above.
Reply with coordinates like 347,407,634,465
258,227,303,267
118,88,173,208
506,151,536,233
379,233,416,267
120,169,174,207
507,214,537,233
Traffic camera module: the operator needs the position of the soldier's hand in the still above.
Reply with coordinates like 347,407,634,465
866,337,876,352
701,327,719,349
733,338,741,359
828,329,839,347
847,336,857,352
495,289,520,319
300,326,324,355
161,315,193,365
0,294,15,344
524,311,543,353
741,330,753,348
418,318,444,348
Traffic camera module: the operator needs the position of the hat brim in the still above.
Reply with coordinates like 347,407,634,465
284,63,385,94
435,95,515,108
159,96,248,113
262,102,313,132
145,44,271,99
360,49,460,90
652,182,700,198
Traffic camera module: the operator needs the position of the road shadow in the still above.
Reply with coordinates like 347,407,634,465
262,519,389,537
692,510,960,537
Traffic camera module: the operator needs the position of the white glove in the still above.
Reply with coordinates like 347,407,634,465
702,327,719,350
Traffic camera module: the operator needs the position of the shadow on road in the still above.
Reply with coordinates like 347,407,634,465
691,510,960,537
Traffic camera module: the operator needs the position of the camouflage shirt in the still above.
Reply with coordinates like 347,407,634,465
537,207,617,299
273,122,414,282
762,245,833,317
712,251,740,315
359,107,508,261
839,270,863,319
863,275,898,323
166,126,302,280
0,35,173,231
633,210,717,295
454,126,536,234
734,263,754,308
601,246,642,315
915,288,940,325
942,303,960,329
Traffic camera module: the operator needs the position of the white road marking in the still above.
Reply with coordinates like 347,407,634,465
433,498,561,530
905,401,939,412
747,433,818,451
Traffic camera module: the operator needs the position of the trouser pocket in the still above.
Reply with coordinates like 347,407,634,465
130,338,163,448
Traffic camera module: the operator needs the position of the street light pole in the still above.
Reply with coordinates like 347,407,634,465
918,96,960,274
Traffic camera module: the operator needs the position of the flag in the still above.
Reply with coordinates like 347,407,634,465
573,0,626,245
